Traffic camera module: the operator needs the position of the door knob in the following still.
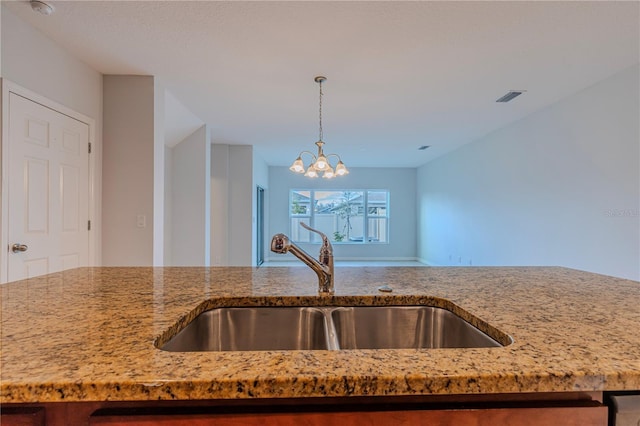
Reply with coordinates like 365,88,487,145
11,243,28,253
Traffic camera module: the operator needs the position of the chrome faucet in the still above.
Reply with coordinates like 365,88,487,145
270,222,334,295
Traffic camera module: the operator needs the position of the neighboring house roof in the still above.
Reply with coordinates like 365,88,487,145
294,190,387,214
291,191,311,203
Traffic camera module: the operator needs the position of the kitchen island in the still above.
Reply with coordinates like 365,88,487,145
1,266,639,424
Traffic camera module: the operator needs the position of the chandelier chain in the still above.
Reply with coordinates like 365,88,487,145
288,75,348,178
318,79,323,142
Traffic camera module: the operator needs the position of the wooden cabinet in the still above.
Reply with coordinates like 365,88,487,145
0,407,45,426
2,393,608,426
88,404,607,426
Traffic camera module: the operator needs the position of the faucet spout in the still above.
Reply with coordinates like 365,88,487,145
270,223,334,295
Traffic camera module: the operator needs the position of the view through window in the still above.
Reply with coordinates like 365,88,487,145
290,190,389,244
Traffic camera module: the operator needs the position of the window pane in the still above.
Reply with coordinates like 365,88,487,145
312,191,361,213
291,190,311,215
367,218,388,243
367,191,388,216
344,215,365,242
324,191,363,242
314,214,339,242
290,217,312,242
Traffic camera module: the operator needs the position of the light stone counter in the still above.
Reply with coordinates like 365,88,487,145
1,266,639,403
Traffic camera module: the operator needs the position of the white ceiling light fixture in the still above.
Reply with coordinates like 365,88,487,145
30,0,55,16
289,76,349,179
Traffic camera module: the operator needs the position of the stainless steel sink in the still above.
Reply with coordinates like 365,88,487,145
161,307,329,351
160,305,505,352
331,306,501,349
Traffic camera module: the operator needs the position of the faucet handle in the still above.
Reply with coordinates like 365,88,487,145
271,233,290,253
300,222,331,249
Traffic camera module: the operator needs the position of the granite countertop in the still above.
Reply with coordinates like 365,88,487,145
1,266,639,403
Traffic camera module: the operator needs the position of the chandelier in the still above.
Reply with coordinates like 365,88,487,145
289,76,349,178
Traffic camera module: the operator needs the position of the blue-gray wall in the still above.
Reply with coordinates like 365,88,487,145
417,65,640,281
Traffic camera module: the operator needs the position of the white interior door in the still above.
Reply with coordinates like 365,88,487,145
7,93,89,282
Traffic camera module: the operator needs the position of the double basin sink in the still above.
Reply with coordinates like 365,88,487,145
160,305,509,352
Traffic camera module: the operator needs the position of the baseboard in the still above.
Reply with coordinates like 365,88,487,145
335,257,421,262
419,258,441,266
266,256,423,263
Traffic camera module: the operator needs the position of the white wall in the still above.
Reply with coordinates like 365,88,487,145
1,6,3,72
1,7,102,126
1,6,103,264
269,167,417,261
417,64,640,281
153,80,165,266
228,146,254,266
102,75,156,266
163,146,173,265
210,144,254,266
170,125,211,266
211,144,229,266
253,151,269,265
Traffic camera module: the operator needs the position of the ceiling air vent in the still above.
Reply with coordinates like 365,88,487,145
418,145,430,150
496,90,525,103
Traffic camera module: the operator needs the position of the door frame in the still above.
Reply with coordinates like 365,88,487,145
0,79,99,283
256,185,265,266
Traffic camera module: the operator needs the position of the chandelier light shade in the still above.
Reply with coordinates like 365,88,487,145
289,76,349,179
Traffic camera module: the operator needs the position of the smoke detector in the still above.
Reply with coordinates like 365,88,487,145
30,0,55,16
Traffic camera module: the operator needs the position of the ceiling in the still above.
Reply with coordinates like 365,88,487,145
5,1,639,168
